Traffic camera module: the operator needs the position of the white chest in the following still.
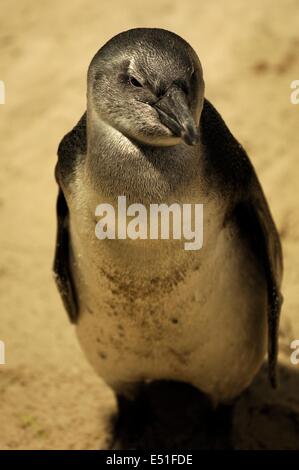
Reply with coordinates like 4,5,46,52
68,165,267,402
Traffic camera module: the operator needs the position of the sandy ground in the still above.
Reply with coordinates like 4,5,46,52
0,0,299,450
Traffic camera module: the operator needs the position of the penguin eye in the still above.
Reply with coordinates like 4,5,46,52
128,76,143,88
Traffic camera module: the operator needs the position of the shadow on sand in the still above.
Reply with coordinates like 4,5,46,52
110,362,299,450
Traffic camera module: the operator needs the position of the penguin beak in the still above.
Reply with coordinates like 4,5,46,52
153,86,199,146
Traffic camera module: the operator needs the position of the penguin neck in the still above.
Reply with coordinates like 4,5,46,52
87,106,141,159
86,107,205,204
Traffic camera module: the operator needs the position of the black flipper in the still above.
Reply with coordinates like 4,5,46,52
53,188,78,322
233,184,283,388
201,99,283,387
53,113,87,323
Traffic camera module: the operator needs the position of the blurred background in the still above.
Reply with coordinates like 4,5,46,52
0,0,299,449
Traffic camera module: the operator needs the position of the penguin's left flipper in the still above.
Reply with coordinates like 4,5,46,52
234,181,283,388
53,113,87,323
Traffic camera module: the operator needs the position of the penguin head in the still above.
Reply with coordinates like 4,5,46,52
87,28,205,147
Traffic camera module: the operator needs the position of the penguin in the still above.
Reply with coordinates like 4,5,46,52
53,28,283,424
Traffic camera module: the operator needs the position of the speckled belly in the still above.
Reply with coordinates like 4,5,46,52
71,216,267,403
